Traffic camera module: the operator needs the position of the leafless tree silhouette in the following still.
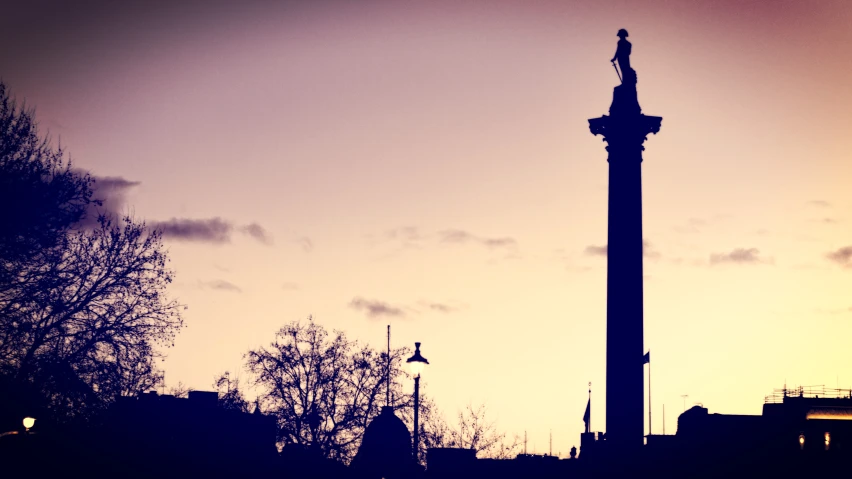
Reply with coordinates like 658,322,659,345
0,82,92,270
0,83,183,424
214,371,251,413
416,401,521,459
245,317,414,463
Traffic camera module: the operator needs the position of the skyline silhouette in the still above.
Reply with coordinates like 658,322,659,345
2,0,852,459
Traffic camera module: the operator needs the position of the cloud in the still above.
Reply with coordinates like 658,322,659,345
199,279,242,292
349,297,405,318
294,235,313,252
77,172,280,247
151,217,276,246
582,240,660,259
387,226,424,243
152,217,233,244
418,301,466,314
826,246,852,268
584,244,608,256
643,240,661,259
807,200,831,208
78,174,141,226
240,223,273,245
709,248,771,265
438,229,518,251
281,282,300,291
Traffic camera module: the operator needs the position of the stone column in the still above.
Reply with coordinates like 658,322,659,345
589,71,661,454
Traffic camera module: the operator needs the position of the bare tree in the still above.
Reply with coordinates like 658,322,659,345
0,82,92,271
452,403,520,458
214,371,250,413
168,381,192,399
245,318,411,463
415,401,520,459
1,214,184,420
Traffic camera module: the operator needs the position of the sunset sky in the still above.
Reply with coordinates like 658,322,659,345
3,0,852,456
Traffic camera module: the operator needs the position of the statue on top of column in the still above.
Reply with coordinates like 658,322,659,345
611,29,636,85
607,28,641,116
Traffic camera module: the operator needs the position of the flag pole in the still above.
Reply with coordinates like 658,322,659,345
648,351,652,436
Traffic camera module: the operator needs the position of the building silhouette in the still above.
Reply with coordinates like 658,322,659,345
351,406,418,479
100,390,278,477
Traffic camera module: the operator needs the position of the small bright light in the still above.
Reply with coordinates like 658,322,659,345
825,432,831,449
23,417,35,431
799,434,805,449
406,342,429,379
408,360,425,378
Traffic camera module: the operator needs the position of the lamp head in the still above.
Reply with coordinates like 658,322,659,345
406,342,429,378
23,417,35,431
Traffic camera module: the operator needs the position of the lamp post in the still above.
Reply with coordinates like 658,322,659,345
406,342,429,463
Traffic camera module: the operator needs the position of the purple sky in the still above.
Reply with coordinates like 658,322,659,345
3,0,852,456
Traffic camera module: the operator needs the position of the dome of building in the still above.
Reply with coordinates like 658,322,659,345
351,406,415,479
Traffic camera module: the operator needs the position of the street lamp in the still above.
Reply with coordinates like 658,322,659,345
406,342,429,463
23,417,35,432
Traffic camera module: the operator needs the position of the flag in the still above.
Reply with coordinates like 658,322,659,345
643,350,650,364
583,398,591,433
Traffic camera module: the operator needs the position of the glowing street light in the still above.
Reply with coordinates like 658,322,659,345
23,417,35,432
406,342,429,463
798,433,805,450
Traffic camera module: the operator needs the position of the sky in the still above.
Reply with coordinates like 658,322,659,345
3,0,852,456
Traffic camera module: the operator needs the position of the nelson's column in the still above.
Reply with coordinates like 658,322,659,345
588,29,662,454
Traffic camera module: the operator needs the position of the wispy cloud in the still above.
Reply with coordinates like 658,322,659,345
78,174,140,226
152,217,276,246
240,223,274,245
387,226,425,243
807,200,832,208
372,227,518,260
282,282,300,291
826,246,852,268
418,300,466,314
78,173,282,247
438,229,518,251
294,235,313,252
709,248,771,265
153,217,233,244
643,240,661,259
199,279,242,292
349,297,406,318
582,239,660,259
349,297,466,319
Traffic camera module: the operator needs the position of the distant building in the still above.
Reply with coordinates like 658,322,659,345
425,449,575,478
637,386,852,477
101,390,278,477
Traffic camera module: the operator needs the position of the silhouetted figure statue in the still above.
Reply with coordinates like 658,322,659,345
611,29,634,84
606,28,641,116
